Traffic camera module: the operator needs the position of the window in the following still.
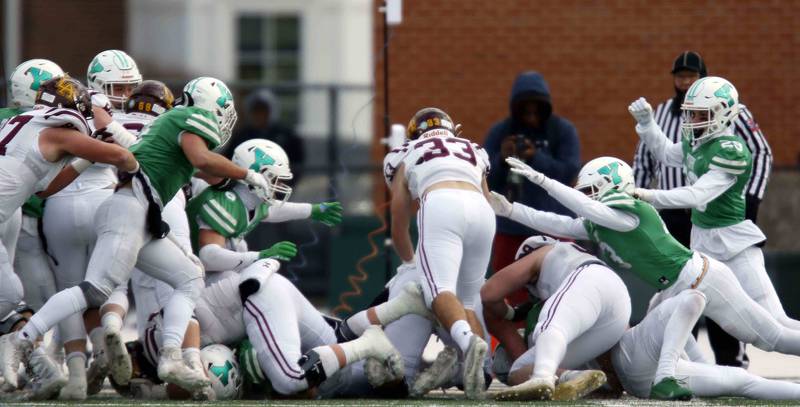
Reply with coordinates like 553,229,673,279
237,15,301,125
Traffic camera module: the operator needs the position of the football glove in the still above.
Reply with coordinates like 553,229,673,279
633,187,654,202
244,170,272,201
628,97,654,127
258,241,297,261
488,191,513,217
506,157,547,186
311,201,343,226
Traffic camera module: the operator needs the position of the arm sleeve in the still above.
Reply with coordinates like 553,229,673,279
735,106,772,199
527,120,581,183
635,121,684,168
539,178,640,232
647,169,736,210
508,202,590,240
263,202,312,223
632,140,654,188
198,244,260,272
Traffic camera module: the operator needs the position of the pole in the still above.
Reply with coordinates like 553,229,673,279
382,1,393,283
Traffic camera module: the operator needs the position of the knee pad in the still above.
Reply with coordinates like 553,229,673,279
0,311,27,335
298,350,327,388
79,281,110,308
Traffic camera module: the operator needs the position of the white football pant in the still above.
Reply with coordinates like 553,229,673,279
14,214,55,311
0,208,22,318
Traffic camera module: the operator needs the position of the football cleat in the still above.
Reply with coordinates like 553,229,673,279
553,369,606,401
395,282,434,320
410,346,459,397
495,376,555,401
361,326,404,386
157,346,210,392
0,333,33,388
27,347,67,400
86,350,109,395
462,335,489,400
650,377,693,401
104,324,132,386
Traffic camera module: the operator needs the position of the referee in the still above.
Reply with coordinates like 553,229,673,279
632,50,773,369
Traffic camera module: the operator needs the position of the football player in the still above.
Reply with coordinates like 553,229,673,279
629,79,800,331
484,236,629,401
613,289,800,400
2,59,63,314
489,155,800,399
39,50,143,400
0,76,263,396
388,107,494,399
0,75,138,398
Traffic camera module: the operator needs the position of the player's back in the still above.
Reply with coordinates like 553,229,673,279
537,242,601,299
402,133,489,199
196,274,246,347
114,111,155,137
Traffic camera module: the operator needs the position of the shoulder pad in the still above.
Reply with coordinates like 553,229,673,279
38,107,91,135
173,107,222,149
709,139,750,175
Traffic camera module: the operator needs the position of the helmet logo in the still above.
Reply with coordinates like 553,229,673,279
597,162,621,185
89,58,104,74
250,148,275,171
111,50,132,69
216,85,233,108
209,360,234,386
55,78,77,100
713,84,734,107
685,78,704,102
25,67,53,91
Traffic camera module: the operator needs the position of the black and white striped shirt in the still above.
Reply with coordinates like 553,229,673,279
632,99,772,199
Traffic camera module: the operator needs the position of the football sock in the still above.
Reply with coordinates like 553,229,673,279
450,320,474,353
20,286,87,342
533,328,567,380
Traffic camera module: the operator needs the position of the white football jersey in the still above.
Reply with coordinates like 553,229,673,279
515,238,599,300
0,107,90,221
195,275,247,346
400,131,490,199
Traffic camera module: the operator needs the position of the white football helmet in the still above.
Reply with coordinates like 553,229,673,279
86,50,142,106
180,77,237,148
681,76,741,145
575,157,634,200
233,139,293,204
8,59,64,109
514,235,558,261
200,344,242,400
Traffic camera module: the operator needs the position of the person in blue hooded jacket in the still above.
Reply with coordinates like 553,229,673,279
483,71,581,304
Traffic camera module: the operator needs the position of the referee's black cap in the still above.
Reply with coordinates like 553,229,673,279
671,51,707,77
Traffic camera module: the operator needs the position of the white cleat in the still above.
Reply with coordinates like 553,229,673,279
157,346,210,392
104,324,132,386
0,333,33,389
395,282,434,320
553,369,607,401
86,351,109,395
410,346,459,397
58,375,87,400
361,326,404,387
463,335,488,400
495,376,555,401
27,347,67,400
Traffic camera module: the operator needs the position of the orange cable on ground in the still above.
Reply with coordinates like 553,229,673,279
331,201,389,317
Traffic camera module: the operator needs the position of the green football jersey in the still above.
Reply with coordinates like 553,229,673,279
130,106,221,204
185,186,270,253
584,191,693,289
682,134,752,228
21,195,44,218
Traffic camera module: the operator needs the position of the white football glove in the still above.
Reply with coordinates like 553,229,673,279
244,170,272,201
93,121,138,148
633,187,654,202
628,97,654,127
506,157,547,186
488,191,513,217
89,91,113,113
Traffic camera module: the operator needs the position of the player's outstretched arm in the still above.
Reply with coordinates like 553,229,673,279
263,201,343,226
41,127,138,173
506,157,639,232
488,191,590,239
390,164,415,263
629,97,683,168
636,169,735,209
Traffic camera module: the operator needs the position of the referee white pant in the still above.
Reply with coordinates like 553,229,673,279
416,189,495,309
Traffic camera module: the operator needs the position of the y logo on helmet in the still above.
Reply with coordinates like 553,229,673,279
89,58,104,74
685,78,705,102
713,84,734,107
251,148,275,171
597,162,622,185
216,85,233,108
209,360,234,386
25,67,53,91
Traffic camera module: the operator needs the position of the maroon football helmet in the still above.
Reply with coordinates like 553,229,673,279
406,107,456,140
123,80,174,116
35,75,93,119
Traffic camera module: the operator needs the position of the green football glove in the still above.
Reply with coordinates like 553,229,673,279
311,201,343,226
258,241,297,261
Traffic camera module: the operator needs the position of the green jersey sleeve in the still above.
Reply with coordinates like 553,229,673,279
176,107,222,150
708,141,750,176
599,191,637,210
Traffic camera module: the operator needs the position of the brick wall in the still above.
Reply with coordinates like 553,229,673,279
373,0,799,167
21,0,126,79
